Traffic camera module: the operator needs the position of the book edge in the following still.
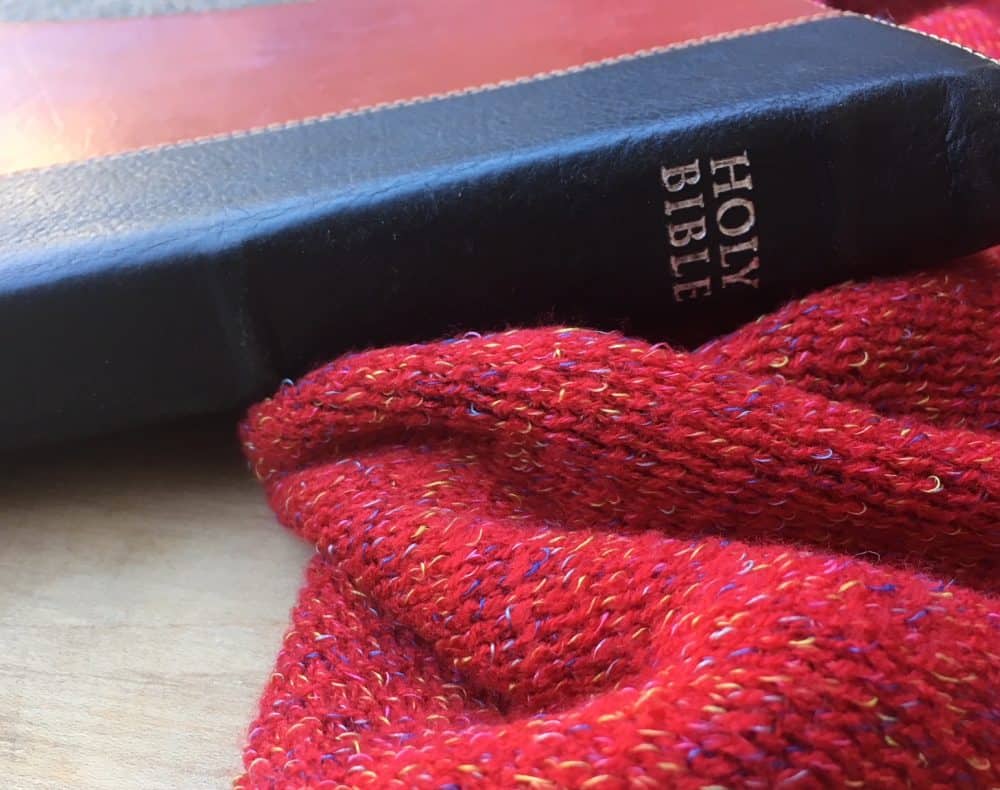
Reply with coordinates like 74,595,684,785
859,13,1000,68
0,11,840,182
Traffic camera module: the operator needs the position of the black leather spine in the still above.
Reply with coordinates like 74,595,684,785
0,15,998,450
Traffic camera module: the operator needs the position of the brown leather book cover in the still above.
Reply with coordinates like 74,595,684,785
0,0,823,174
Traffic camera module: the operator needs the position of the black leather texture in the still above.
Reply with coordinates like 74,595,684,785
0,15,998,450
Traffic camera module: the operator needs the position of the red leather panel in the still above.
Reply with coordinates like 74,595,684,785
0,0,824,174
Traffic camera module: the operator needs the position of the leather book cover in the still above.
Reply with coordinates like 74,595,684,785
0,0,998,449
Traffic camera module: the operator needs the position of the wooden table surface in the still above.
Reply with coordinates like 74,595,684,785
0,418,311,789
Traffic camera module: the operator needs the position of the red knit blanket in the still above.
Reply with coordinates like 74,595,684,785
236,5,999,788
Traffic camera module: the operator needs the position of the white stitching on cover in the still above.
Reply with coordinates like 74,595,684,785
857,11,1000,66
0,11,839,180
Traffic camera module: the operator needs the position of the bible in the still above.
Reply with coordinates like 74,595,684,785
0,0,997,449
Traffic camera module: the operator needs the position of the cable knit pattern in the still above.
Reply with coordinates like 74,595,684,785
235,6,999,788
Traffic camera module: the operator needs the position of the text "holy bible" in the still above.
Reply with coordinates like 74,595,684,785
661,152,760,302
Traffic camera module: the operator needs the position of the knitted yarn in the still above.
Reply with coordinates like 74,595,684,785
837,1,1000,59
236,250,999,789
236,7,999,788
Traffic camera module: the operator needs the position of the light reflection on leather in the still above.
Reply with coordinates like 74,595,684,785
0,0,820,175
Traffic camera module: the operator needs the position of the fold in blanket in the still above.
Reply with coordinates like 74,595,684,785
235,5,999,787
237,253,999,788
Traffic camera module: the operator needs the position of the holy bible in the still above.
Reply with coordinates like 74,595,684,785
0,0,998,449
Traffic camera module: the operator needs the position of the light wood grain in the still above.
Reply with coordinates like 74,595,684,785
0,419,311,790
